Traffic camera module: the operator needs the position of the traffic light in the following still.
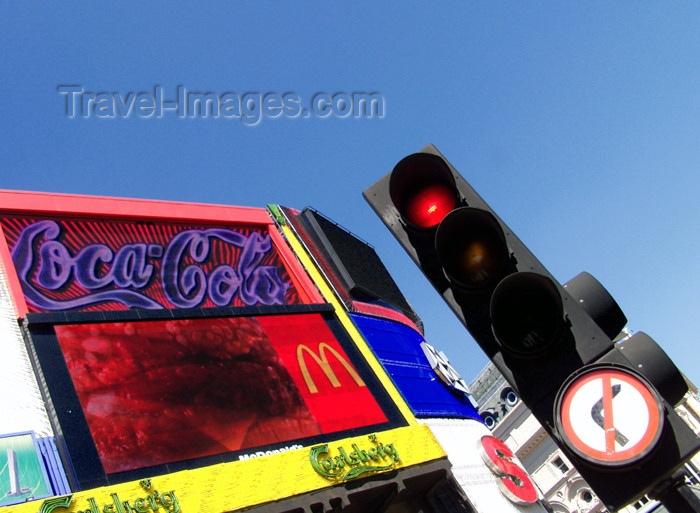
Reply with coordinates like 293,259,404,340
363,144,700,511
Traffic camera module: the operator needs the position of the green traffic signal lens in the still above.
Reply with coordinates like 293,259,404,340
491,272,566,358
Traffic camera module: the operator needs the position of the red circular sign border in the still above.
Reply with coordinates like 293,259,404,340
556,366,664,467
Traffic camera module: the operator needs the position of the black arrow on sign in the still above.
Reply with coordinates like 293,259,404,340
590,384,629,446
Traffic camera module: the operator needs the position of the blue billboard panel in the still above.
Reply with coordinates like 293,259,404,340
349,313,482,421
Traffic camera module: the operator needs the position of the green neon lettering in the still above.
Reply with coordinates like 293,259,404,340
310,444,337,478
39,496,74,513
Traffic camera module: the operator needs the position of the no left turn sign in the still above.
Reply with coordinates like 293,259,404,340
555,365,664,467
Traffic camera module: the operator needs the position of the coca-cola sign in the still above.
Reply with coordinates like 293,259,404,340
1,217,301,312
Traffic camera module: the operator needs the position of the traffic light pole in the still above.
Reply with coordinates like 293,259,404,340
651,471,700,513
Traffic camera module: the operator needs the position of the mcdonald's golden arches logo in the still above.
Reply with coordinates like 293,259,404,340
297,343,366,393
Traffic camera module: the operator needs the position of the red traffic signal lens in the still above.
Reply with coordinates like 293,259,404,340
435,208,510,288
389,152,458,230
404,181,456,228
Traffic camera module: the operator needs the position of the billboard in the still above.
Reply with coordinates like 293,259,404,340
0,216,304,313
350,312,481,420
0,433,53,507
25,305,404,488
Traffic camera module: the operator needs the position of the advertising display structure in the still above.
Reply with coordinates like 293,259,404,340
0,191,408,492
349,312,480,420
0,432,53,507
0,202,319,316
0,191,537,513
24,305,405,490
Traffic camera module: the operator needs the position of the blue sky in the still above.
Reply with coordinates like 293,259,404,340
2,3,699,387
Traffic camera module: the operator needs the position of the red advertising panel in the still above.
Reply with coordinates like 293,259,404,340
1,216,303,313
53,312,388,475
257,315,388,433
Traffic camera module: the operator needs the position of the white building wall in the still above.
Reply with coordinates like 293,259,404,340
472,362,700,513
420,417,548,513
0,258,52,437
492,402,604,513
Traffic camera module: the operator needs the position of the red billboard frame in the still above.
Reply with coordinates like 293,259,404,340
0,190,323,317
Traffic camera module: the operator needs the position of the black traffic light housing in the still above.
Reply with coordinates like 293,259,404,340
363,144,700,511
364,145,616,409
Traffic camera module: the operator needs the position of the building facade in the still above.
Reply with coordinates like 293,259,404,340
470,360,700,513
0,190,547,513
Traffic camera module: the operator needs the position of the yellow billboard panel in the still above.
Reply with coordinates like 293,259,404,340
9,425,444,513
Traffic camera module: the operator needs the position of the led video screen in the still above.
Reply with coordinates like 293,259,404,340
41,309,395,481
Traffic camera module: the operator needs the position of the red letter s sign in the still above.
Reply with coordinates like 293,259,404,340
479,435,538,505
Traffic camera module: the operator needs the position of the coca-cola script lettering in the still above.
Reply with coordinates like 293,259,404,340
6,218,297,312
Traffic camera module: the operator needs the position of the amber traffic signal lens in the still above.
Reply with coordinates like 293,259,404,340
435,208,510,289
